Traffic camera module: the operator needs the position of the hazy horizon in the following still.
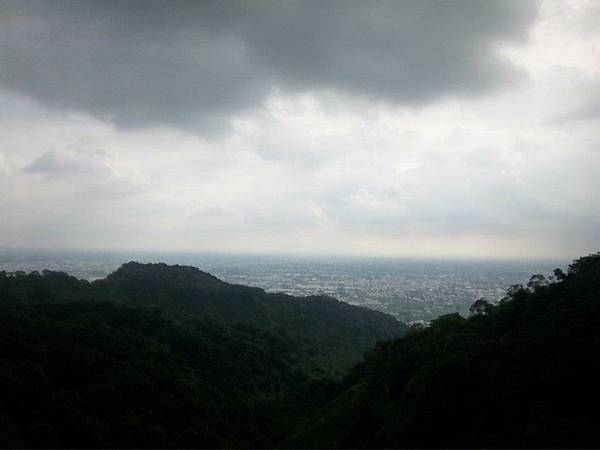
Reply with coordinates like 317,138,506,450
0,245,571,264
0,246,564,323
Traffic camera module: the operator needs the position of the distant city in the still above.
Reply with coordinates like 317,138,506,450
0,249,562,324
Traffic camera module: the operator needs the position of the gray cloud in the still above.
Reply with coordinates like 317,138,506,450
0,0,538,135
551,101,600,124
24,148,144,198
25,149,112,176
0,153,10,175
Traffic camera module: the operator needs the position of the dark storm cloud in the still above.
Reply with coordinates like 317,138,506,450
0,0,538,134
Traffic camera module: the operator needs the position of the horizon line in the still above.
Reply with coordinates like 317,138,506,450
0,246,574,265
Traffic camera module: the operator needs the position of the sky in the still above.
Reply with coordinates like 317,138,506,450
0,0,599,260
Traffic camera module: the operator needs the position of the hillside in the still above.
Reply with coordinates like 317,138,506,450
0,262,406,447
94,262,406,373
0,301,307,447
2,255,599,448
286,253,600,448
0,262,407,375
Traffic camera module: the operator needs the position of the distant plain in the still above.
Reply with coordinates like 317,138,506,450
0,249,560,323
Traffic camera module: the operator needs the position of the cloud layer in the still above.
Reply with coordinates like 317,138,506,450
1,0,537,134
0,0,599,260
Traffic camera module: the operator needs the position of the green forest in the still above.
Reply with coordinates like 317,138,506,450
1,254,599,448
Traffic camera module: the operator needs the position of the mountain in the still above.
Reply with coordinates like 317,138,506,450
3,255,600,448
0,301,304,447
93,262,407,373
0,262,407,447
286,253,600,448
1,262,407,375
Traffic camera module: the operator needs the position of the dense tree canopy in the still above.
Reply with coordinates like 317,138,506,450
287,253,600,448
1,262,406,376
0,262,405,447
2,254,600,448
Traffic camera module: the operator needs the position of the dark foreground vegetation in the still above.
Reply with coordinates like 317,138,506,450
0,262,405,447
288,253,600,448
1,253,599,448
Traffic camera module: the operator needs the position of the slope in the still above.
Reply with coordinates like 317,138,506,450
287,253,600,448
1,262,408,375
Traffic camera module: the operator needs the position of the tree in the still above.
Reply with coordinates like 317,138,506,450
500,284,524,303
469,298,492,316
553,268,566,281
527,274,548,291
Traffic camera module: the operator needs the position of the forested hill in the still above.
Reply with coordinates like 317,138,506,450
2,255,599,448
95,262,405,346
0,262,406,448
287,253,600,448
1,262,407,375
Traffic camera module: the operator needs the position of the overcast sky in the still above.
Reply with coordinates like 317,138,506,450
1,0,599,259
